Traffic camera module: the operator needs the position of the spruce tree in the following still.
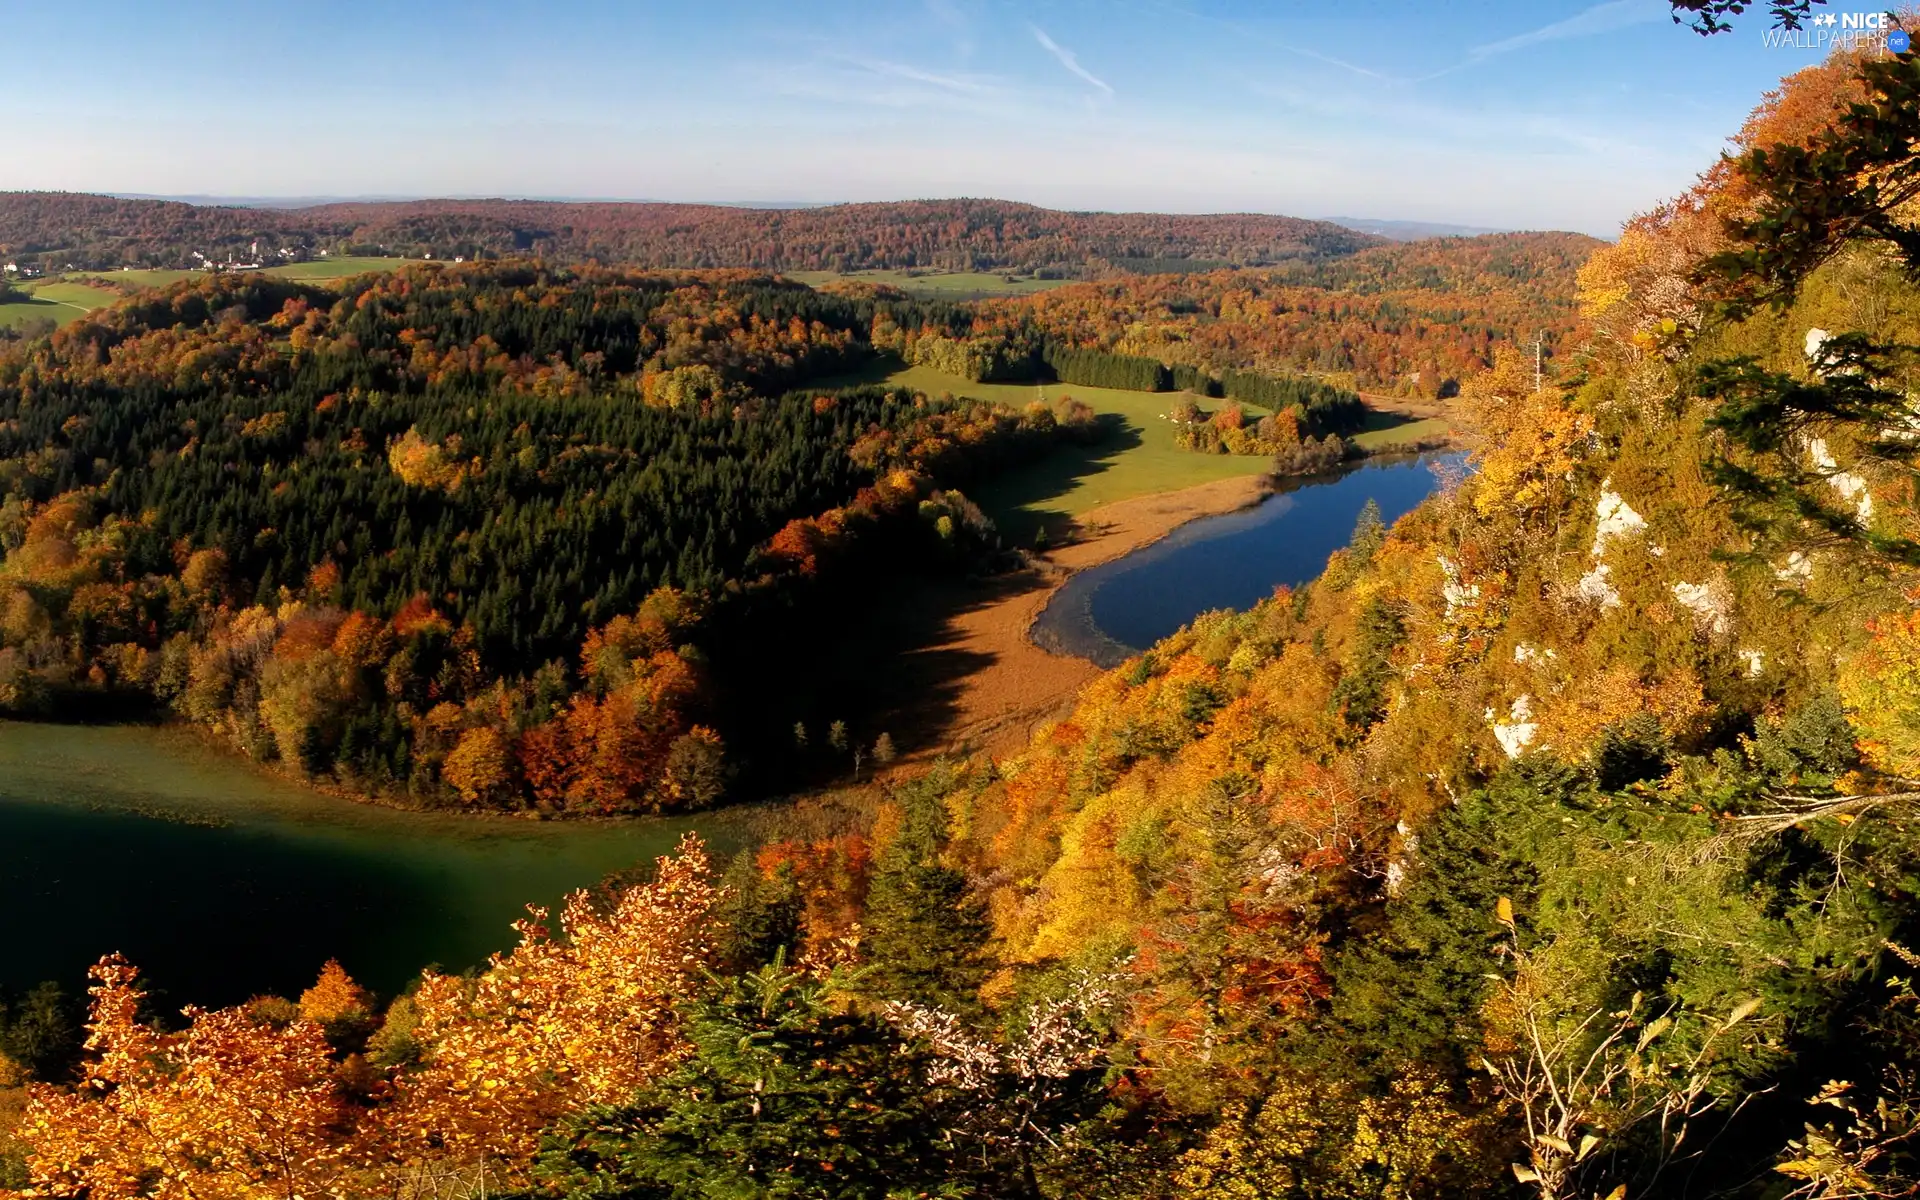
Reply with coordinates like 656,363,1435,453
860,772,992,1011
1348,498,1386,567
711,851,803,973
538,962,945,1199
1695,51,1920,568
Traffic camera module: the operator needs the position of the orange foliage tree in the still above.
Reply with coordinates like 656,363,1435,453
6,836,723,1197
377,833,720,1170
12,956,351,1200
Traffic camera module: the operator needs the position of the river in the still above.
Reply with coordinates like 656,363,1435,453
1033,452,1464,666
0,722,736,1007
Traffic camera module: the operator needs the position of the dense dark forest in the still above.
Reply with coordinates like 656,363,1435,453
0,194,1382,274
0,264,1101,811
1263,229,1604,295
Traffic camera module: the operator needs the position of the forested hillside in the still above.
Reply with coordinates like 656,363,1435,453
834,229,1593,397
968,231,1599,394
0,194,1381,274
0,265,1099,811
0,238,1530,813
4,34,1917,1200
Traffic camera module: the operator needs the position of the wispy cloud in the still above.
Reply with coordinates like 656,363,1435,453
1141,2,1394,82
760,50,1016,115
852,56,998,95
1406,0,1666,83
1468,0,1666,61
1030,26,1114,96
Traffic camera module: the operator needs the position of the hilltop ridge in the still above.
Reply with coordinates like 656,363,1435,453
0,193,1389,275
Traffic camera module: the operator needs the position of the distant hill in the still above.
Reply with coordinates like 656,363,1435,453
1325,216,1507,241
966,229,1606,392
0,193,1385,274
1271,229,1608,294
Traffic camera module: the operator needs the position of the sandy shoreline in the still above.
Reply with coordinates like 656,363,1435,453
917,473,1274,760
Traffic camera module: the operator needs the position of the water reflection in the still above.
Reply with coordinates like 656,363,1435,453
1034,453,1464,666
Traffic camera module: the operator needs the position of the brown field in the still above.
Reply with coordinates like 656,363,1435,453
907,473,1271,759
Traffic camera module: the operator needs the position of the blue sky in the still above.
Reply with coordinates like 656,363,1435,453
0,0,1856,235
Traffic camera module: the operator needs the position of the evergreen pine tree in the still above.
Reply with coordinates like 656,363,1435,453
0,982,80,1082
1349,498,1386,566
537,961,946,1199
711,851,803,973
860,772,992,1011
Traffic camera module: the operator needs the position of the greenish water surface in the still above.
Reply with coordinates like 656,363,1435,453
0,721,729,1006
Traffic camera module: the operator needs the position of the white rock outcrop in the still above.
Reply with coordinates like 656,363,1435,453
1671,580,1732,637
1439,555,1480,620
1591,481,1648,556
1575,562,1621,608
1809,437,1875,522
1489,695,1538,759
1805,327,1831,363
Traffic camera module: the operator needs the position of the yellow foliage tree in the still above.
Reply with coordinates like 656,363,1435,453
1174,1073,1489,1198
378,833,720,1173
386,427,468,492
298,959,371,1024
443,725,513,803
1838,607,1920,779
1462,349,1593,525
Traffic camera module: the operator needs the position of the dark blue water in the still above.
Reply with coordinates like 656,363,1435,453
1034,453,1462,666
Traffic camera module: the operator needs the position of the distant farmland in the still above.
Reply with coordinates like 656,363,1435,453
0,280,122,330
74,256,405,292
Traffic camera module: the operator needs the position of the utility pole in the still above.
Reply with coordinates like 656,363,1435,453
1533,331,1545,392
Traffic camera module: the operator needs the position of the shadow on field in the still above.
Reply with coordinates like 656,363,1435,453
716,562,1060,792
969,413,1141,546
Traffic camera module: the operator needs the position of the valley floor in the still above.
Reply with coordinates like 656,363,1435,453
909,472,1273,758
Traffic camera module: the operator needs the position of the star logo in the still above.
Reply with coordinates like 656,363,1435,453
1816,12,1838,25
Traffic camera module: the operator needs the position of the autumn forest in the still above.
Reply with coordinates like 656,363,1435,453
9,5,1920,1199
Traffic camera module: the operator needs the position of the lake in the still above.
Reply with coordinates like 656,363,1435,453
0,722,741,1007
0,453,1455,1010
1033,452,1464,666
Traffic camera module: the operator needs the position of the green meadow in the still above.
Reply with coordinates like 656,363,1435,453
819,359,1275,544
72,256,406,296
77,268,193,289
0,280,124,330
1350,412,1453,451
265,256,409,281
820,360,1458,543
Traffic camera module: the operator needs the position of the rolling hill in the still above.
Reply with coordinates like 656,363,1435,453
0,193,1387,275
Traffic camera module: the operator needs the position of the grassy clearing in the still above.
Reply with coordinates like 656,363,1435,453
0,280,125,330
75,257,404,293
788,269,1074,300
0,297,66,332
1350,412,1454,451
28,281,124,309
266,256,407,281
819,358,1274,544
74,267,201,289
